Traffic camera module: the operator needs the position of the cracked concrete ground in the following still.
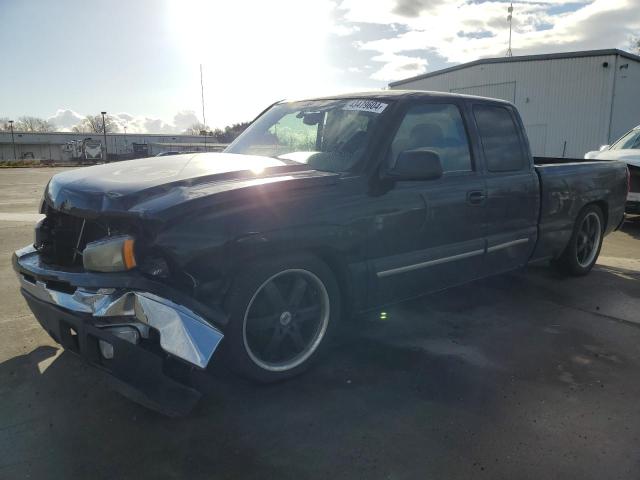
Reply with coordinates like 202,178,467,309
1,167,639,480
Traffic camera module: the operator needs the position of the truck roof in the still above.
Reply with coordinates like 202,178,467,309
286,90,514,106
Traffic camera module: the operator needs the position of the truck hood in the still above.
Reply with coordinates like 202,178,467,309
45,152,339,219
585,149,640,167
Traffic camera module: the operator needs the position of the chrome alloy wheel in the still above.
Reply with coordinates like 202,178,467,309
242,269,330,372
576,211,602,268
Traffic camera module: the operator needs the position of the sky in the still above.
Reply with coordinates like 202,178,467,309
1,0,639,133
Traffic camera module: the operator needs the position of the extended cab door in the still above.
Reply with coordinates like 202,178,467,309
369,101,487,305
471,103,539,275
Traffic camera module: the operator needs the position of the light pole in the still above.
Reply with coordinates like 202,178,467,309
200,64,209,151
101,111,108,162
8,120,16,161
506,3,513,57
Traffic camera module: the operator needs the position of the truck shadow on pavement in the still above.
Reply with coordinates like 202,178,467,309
1,265,640,479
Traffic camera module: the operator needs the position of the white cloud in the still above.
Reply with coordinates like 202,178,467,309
48,109,85,130
172,111,201,131
110,114,174,134
47,109,204,134
369,52,428,81
331,24,361,37
338,0,640,82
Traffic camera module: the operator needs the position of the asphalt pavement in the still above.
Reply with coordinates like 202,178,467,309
1,167,639,480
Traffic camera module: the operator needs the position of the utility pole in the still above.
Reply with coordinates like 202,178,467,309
101,111,108,162
8,120,16,161
200,64,208,151
506,3,513,57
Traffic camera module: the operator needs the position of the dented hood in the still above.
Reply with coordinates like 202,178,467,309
44,152,338,219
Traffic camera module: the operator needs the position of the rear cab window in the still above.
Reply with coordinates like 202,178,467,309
473,104,529,172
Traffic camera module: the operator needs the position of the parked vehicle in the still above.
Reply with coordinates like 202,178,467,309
13,91,628,415
63,138,103,164
585,125,640,213
155,151,199,157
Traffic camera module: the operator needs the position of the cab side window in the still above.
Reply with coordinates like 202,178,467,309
473,105,528,172
390,103,472,173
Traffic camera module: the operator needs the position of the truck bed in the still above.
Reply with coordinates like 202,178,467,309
534,156,597,165
531,159,628,262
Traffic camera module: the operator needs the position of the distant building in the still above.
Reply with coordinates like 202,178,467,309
0,131,226,163
389,49,640,157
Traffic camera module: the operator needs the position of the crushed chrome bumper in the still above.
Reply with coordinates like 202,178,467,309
14,245,224,369
18,275,223,368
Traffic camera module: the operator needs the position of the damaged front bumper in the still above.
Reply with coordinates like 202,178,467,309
13,245,225,416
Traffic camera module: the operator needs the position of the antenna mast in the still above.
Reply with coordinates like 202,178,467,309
200,64,207,149
506,3,513,57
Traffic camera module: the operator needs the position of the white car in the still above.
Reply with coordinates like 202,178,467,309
585,125,640,214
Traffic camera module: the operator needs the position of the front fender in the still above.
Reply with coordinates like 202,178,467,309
150,175,373,311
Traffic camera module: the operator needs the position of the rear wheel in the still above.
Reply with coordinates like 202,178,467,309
221,254,340,383
555,204,604,276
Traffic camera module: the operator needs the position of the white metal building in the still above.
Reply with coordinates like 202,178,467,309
389,49,640,158
0,131,226,163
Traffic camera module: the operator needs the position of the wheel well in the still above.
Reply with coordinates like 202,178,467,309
587,200,608,230
309,248,354,318
229,247,354,318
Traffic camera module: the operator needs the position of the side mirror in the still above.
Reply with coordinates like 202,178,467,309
599,144,610,151
388,149,443,181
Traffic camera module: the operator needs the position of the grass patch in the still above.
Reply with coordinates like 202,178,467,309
0,160,41,167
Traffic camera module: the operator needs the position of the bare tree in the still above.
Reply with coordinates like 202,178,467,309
634,37,640,55
207,122,251,142
72,114,117,134
0,117,10,132
14,116,55,132
184,122,211,136
71,123,88,133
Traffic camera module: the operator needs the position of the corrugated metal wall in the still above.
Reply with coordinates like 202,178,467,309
450,81,516,102
610,57,640,143
390,54,634,158
0,144,64,162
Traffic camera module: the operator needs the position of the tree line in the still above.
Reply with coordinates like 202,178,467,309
0,115,250,142
0,116,55,133
0,115,114,133
183,122,251,143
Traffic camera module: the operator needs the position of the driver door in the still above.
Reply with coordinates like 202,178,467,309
368,101,487,305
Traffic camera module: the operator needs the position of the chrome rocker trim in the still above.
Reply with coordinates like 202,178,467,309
377,249,485,278
376,238,530,278
487,238,529,253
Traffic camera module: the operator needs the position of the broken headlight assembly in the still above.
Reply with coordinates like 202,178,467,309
83,235,137,272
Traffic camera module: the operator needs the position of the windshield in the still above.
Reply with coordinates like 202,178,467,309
611,128,640,150
225,99,390,172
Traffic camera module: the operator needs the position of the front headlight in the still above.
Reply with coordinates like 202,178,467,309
83,235,137,272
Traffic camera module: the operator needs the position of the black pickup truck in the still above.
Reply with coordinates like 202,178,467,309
13,91,628,415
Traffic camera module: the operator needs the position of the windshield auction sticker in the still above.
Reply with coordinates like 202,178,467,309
342,99,388,114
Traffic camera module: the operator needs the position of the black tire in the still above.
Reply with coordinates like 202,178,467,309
220,253,340,383
555,204,604,276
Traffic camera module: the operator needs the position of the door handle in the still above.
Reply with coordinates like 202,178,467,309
467,190,486,205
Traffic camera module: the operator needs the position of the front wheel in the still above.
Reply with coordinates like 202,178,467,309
555,204,604,276
221,254,340,383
